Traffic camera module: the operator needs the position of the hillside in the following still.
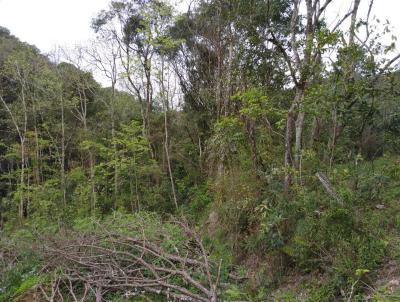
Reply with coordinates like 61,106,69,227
1,0,400,301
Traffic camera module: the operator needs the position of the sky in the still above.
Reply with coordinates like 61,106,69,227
0,0,399,55
0,0,110,52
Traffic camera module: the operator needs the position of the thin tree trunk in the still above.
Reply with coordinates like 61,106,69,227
88,145,96,215
349,0,361,48
198,135,203,174
165,118,178,210
33,121,41,185
111,82,118,210
284,103,295,194
79,87,96,215
284,89,304,193
60,95,66,204
144,55,155,159
309,116,317,148
247,119,259,173
20,140,25,218
225,23,234,116
26,164,30,218
160,59,178,210
295,109,305,169
329,106,338,168
133,153,140,212
20,69,28,218
216,40,223,119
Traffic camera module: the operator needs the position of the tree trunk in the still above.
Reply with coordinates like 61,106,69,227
295,110,305,169
284,103,295,194
349,0,361,48
160,59,178,210
165,116,178,210
33,124,41,185
88,149,96,215
144,55,155,159
20,139,25,218
284,88,304,193
111,82,118,210
329,106,338,168
246,119,259,174
60,95,66,204
82,115,96,215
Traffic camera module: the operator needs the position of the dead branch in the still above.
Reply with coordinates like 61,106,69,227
316,172,343,205
40,220,219,302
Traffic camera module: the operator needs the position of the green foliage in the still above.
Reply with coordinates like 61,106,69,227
12,274,46,297
224,285,248,301
182,183,212,218
209,116,245,165
1,0,400,300
0,240,41,302
233,88,286,127
72,211,187,254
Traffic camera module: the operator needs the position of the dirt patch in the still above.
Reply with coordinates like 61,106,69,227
367,260,400,299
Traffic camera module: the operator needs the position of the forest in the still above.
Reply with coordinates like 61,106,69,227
1,0,400,301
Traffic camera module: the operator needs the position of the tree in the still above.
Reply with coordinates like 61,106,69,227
84,36,121,210
0,46,47,218
92,0,175,149
58,54,100,215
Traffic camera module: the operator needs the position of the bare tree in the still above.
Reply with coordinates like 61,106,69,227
84,36,121,210
158,55,179,210
60,47,98,215
92,1,176,159
48,48,68,205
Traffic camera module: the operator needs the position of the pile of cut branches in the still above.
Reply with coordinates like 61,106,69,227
40,219,220,302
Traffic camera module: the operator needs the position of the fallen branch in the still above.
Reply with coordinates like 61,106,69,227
316,172,343,205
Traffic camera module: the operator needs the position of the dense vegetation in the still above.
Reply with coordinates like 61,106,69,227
1,0,400,301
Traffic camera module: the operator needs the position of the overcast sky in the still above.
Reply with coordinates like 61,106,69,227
0,0,110,52
0,0,399,54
